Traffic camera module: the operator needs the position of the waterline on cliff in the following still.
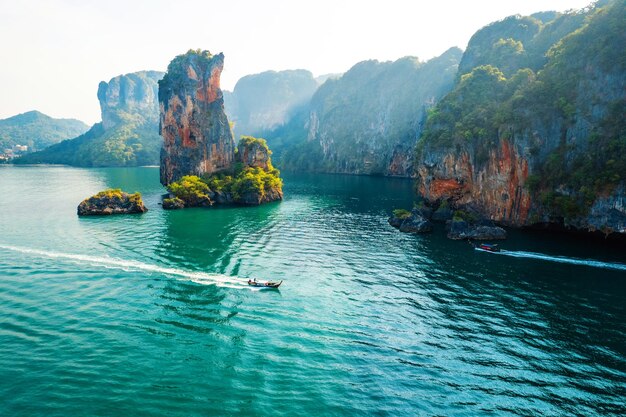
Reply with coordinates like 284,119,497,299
0,244,247,288
485,249,626,271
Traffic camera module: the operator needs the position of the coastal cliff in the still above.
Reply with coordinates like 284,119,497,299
275,48,462,176
415,0,626,237
158,50,235,186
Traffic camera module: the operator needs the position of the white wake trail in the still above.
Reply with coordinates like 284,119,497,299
478,248,626,271
0,244,248,288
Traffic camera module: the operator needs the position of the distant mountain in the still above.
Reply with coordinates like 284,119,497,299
16,71,164,166
275,48,462,176
224,69,319,139
314,73,342,85
0,111,88,152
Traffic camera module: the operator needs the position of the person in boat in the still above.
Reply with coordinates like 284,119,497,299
248,278,258,285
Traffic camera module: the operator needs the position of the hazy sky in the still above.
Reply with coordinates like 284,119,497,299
0,0,592,124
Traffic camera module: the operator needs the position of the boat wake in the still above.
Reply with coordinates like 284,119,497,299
476,247,626,271
0,244,249,288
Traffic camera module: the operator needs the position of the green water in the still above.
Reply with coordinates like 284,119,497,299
0,165,625,416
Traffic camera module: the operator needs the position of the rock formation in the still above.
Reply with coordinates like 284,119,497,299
446,219,507,240
388,209,433,234
236,136,271,170
159,50,235,186
78,189,147,215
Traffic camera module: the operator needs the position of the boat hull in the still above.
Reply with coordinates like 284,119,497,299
247,280,283,289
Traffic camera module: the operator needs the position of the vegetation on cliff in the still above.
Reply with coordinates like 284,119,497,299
269,49,462,176
158,49,214,97
166,175,212,207
416,0,626,233
166,168,283,207
164,136,283,208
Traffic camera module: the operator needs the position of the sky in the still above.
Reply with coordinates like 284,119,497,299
0,0,593,124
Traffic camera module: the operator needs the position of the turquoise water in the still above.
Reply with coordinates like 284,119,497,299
0,165,625,416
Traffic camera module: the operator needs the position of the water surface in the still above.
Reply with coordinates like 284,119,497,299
0,166,625,416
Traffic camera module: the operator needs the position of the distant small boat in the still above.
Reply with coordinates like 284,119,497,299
247,279,283,288
468,239,501,252
479,243,500,252
475,243,501,252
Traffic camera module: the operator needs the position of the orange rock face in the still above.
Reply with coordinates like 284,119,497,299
418,139,531,226
387,147,415,177
159,51,235,186
430,179,466,199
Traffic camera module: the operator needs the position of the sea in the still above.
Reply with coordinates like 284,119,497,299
0,165,625,416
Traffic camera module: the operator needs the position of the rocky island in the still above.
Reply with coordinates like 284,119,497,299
158,49,282,208
77,189,148,216
388,204,506,240
163,136,283,209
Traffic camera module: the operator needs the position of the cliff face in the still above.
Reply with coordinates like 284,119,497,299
418,139,531,226
277,48,462,176
97,71,162,129
416,0,626,236
16,71,163,166
159,50,235,186
224,70,319,139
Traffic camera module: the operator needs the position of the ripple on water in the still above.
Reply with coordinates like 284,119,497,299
0,168,625,416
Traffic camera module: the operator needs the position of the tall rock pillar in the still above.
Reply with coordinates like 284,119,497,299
158,50,235,186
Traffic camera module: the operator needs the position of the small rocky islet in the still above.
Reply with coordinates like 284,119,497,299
389,201,507,241
77,189,147,216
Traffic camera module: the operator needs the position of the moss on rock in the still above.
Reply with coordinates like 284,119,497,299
78,189,147,215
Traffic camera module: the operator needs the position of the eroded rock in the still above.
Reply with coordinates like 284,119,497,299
159,50,235,186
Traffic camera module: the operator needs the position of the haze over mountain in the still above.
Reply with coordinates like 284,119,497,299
274,48,462,176
0,111,88,152
223,70,319,139
0,0,591,124
7,0,623,238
